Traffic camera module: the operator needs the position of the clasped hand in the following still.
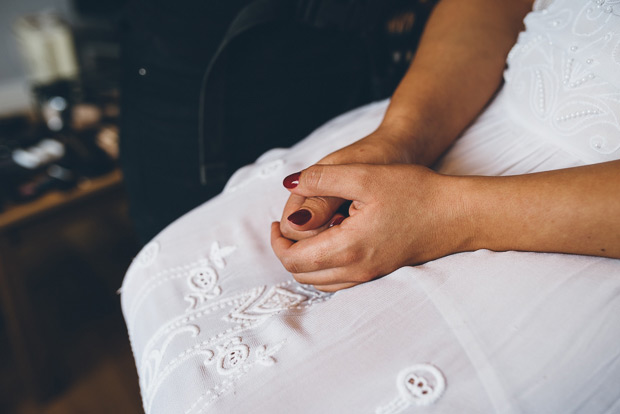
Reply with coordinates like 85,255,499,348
271,147,473,292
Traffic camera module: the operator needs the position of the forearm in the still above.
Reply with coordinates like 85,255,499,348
380,0,533,165
459,161,620,258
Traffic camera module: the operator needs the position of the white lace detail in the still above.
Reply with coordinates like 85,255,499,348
136,240,160,268
184,242,236,310
376,364,446,413
209,241,237,269
125,241,236,330
185,265,222,310
132,239,331,412
184,338,285,414
504,0,620,163
138,281,328,413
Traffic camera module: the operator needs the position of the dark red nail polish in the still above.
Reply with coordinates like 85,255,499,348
283,172,301,189
287,209,312,225
328,216,345,228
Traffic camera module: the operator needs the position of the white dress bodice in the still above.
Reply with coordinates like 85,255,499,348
504,0,620,163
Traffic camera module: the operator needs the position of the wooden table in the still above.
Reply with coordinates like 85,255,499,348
0,169,126,400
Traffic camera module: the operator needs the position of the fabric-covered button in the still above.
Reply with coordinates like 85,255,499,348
376,363,446,414
397,364,446,406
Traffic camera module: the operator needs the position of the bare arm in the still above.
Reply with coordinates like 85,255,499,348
379,0,534,165
280,0,535,239
463,160,620,259
272,160,620,292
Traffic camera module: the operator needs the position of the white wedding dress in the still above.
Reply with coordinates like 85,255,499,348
120,0,620,412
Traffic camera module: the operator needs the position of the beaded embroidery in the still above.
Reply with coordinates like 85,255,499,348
505,0,620,161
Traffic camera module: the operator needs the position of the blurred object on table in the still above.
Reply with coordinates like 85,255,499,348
14,13,79,133
0,109,118,210
2,3,123,212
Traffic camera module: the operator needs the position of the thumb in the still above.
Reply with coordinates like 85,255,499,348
282,164,369,231
286,196,345,230
283,164,369,201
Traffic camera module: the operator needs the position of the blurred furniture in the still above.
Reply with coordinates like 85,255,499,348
0,168,124,400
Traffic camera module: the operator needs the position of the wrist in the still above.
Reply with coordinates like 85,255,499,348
371,119,428,165
378,110,451,166
441,174,483,255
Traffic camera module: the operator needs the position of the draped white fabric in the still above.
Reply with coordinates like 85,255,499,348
121,0,620,412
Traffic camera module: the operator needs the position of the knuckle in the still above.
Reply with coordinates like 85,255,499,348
342,248,363,266
353,166,371,184
304,196,331,215
279,224,296,240
281,256,300,274
303,166,324,190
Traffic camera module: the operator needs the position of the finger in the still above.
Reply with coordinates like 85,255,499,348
328,213,346,228
286,196,344,230
291,263,361,286
271,221,295,253
280,193,306,224
283,164,373,201
271,221,355,274
280,194,333,240
312,282,359,292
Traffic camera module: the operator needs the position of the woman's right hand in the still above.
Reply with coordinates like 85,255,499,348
279,123,415,242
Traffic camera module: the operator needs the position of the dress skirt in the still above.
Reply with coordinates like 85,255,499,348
120,91,620,413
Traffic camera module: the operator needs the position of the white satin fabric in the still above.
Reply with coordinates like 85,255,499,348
121,0,620,412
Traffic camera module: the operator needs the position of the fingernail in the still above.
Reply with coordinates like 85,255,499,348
328,216,345,228
283,172,301,189
287,209,312,225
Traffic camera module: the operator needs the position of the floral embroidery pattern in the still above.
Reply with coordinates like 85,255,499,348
184,339,285,414
184,242,236,310
132,239,331,413
214,337,250,375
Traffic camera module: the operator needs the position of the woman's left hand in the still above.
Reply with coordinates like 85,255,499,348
271,163,473,292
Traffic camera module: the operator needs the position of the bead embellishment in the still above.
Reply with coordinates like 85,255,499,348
555,108,602,122
534,69,547,114
593,0,619,15
504,0,620,161
569,73,595,88
590,135,620,154
376,364,446,414
563,58,574,85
